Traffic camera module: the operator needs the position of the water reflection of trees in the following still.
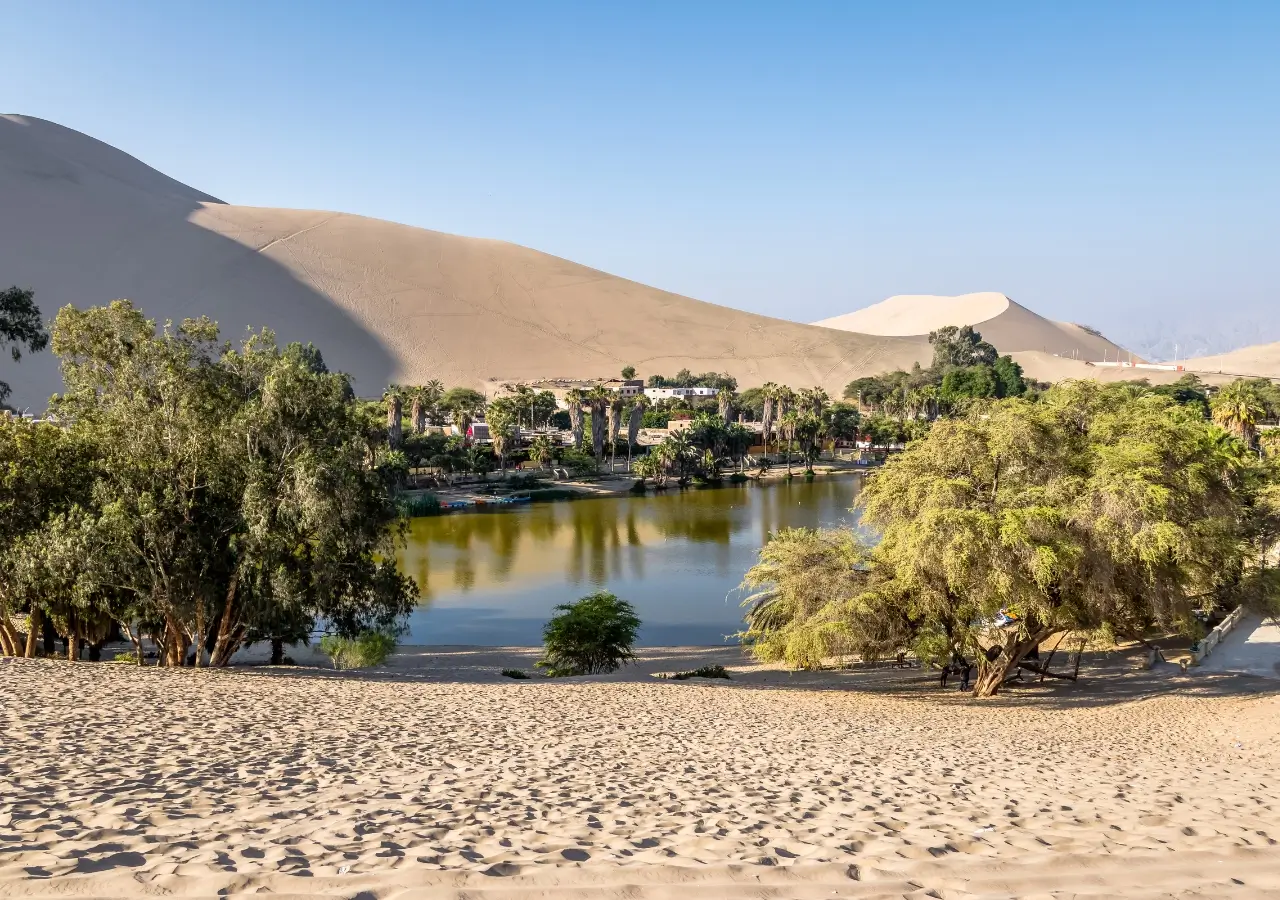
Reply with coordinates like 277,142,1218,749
399,478,865,599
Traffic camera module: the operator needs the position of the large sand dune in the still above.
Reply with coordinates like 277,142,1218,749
814,292,1137,364
1,114,928,406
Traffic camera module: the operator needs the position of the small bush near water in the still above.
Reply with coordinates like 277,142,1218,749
501,668,531,679
660,664,730,680
319,630,398,670
401,492,442,517
537,591,640,677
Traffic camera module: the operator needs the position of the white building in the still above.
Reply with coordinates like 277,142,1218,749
644,386,720,401
602,379,646,398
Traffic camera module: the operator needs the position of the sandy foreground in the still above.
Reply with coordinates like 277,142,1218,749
2,646,1279,899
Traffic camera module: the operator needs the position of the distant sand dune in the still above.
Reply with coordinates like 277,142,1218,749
1181,341,1280,379
814,292,1139,365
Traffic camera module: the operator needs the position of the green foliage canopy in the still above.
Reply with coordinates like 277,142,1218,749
0,300,419,666
741,380,1274,696
0,286,50,408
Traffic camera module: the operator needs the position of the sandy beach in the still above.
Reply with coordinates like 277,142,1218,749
2,646,1278,899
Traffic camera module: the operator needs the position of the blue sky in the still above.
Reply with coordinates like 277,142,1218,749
4,1,1278,356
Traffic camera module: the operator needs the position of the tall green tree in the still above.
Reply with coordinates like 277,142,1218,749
442,387,486,440
0,415,97,657
741,381,1262,697
928,325,998,369
1,286,49,408
39,301,418,667
566,388,586,450
485,396,519,472
626,396,648,471
586,385,612,464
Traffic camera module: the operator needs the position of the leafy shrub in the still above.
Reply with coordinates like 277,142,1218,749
319,629,398,670
500,668,531,679
537,591,640,677
400,492,442,517
559,448,598,476
665,664,730,680
641,408,669,428
108,651,140,664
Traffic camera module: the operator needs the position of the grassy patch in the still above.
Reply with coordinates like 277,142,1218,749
319,630,397,670
500,668,531,679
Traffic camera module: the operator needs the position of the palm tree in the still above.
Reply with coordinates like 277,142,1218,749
800,387,829,418
626,396,648,471
383,384,404,448
484,397,519,473
566,388,586,450
718,389,737,423
760,382,778,460
795,412,825,473
443,387,486,441
1211,380,1266,449
409,387,426,434
653,432,691,484
607,397,625,473
422,379,445,425
774,387,796,464
513,384,536,429
915,384,940,421
586,385,612,466
529,434,556,471
780,409,799,475
725,422,753,473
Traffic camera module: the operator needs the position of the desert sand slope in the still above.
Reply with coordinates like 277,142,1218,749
1,114,922,406
1181,342,1280,379
815,292,1138,369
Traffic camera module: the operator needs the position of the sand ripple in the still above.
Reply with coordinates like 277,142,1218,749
1,656,1278,898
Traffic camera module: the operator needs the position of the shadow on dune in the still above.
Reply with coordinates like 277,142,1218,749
0,115,397,407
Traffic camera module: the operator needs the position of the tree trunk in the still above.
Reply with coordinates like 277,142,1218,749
162,613,190,667
24,607,42,658
270,638,284,665
211,625,246,668
0,617,16,657
973,627,1058,698
387,395,403,448
123,622,144,665
193,604,206,668
65,618,79,662
209,573,240,667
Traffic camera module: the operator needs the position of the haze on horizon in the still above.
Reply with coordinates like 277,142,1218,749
4,0,1278,359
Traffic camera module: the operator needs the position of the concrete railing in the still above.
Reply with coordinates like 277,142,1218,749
1191,606,1247,665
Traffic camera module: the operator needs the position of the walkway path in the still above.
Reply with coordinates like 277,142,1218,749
1198,612,1280,680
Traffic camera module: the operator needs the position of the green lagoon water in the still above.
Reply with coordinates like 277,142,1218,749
399,475,865,646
